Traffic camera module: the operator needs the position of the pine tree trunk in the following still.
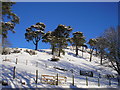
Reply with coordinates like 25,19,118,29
51,45,55,55
95,48,98,57
35,41,38,50
90,47,94,62
90,53,92,62
58,44,62,57
76,45,78,56
100,52,103,65
82,46,84,57
58,49,61,57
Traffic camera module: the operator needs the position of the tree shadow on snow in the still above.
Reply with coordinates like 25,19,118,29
2,64,42,88
67,51,87,60
37,49,51,55
70,84,78,88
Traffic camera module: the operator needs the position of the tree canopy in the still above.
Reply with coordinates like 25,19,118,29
2,2,20,38
71,31,86,56
25,22,45,50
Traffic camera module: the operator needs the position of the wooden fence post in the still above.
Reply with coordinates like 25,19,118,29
36,62,38,67
56,73,58,85
99,73,101,78
45,63,47,68
98,77,100,86
26,60,27,65
35,70,38,84
13,66,16,79
16,58,18,64
109,78,111,86
72,75,74,86
118,76,120,86
86,76,88,86
41,75,43,83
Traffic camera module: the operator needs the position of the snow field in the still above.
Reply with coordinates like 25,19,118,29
0,48,119,88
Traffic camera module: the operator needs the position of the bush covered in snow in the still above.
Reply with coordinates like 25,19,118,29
12,49,21,53
2,48,11,55
2,48,22,55
24,49,37,55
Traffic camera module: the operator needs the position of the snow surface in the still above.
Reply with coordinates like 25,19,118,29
0,47,119,88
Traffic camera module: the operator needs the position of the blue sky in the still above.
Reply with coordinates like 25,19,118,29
8,2,118,49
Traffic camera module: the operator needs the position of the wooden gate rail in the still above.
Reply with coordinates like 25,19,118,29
41,74,67,85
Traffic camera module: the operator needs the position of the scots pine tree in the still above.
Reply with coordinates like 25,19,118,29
1,2,20,47
81,44,88,57
25,22,45,50
95,37,107,65
88,38,97,62
54,24,72,57
42,31,57,55
71,31,86,56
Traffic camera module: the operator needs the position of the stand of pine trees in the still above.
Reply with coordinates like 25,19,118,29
1,1,120,81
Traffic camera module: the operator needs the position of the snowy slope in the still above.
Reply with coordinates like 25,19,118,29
0,47,119,88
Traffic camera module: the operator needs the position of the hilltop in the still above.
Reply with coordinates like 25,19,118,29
0,47,119,88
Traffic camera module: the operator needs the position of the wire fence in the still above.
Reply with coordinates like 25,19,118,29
1,57,120,88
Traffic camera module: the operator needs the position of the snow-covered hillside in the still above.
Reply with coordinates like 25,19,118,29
0,47,119,88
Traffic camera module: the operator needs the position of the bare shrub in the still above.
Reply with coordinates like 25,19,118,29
12,49,21,53
2,48,11,55
24,49,37,55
